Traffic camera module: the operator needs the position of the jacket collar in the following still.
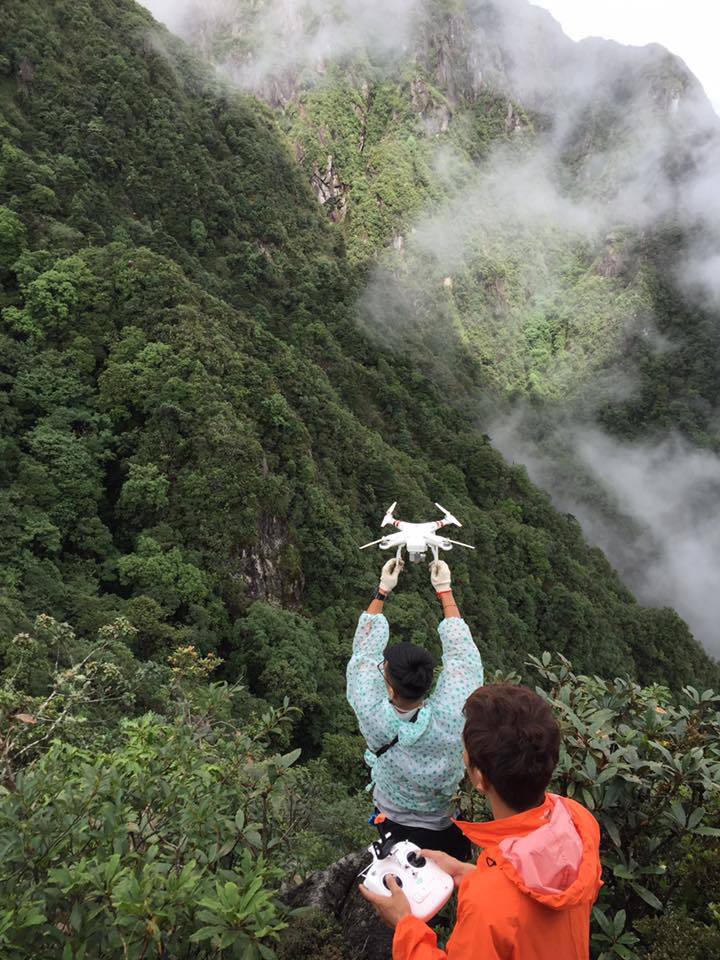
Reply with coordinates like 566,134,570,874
455,793,554,847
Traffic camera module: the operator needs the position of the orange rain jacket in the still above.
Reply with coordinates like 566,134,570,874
393,793,602,960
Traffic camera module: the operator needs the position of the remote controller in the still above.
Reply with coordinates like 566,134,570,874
361,838,454,920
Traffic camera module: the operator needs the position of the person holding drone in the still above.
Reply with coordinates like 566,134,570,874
346,554,484,860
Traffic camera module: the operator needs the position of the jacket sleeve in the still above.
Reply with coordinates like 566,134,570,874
393,918,447,960
426,618,484,719
393,903,507,960
346,612,396,750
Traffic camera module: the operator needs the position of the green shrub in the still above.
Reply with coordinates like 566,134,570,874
0,682,301,958
474,654,720,960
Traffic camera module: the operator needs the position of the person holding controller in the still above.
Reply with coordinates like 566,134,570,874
360,683,603,960
346,558,484,860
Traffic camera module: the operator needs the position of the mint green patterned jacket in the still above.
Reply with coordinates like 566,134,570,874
346,613,484,812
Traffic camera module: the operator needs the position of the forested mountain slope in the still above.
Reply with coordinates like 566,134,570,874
173,0,720,430
161,0,720,654
0,0,716,764
1,4,719,958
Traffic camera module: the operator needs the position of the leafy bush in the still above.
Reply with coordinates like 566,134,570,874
0,660,302,958
477,654,720,959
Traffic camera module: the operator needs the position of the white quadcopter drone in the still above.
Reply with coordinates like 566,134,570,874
360,502,475,563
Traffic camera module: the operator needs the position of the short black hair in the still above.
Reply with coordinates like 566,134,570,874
463,684,560,812
384,642,435,700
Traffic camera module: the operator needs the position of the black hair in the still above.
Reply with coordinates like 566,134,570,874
383,642,435,700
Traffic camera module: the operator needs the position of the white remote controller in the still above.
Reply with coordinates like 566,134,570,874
361,838,454,920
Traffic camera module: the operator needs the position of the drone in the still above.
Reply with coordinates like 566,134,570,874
360,502,475,563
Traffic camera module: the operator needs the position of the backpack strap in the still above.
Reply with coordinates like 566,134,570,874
372,707,419,759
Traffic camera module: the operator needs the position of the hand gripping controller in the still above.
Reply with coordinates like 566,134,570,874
361,837,454,920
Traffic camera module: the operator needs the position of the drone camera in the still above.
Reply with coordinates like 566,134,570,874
407,550,426,563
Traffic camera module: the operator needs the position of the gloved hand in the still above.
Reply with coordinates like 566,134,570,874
430,560,452,593
379,557,404,594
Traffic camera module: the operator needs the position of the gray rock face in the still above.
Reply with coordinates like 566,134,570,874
311,155,348,222
283,850,394,960
237,512,304,608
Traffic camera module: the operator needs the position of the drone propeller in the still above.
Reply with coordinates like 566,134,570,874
382,501,398,527
435,502,462,527
443,538,475,550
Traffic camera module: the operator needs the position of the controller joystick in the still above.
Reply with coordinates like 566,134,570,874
361,839,453,920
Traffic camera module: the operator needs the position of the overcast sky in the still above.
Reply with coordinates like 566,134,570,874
535,0,720,112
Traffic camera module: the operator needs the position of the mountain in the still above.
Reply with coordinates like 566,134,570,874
0,0,717,767
156,0,720,654
0,3,719,958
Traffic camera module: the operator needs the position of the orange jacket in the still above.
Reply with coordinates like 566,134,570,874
393,794,602,960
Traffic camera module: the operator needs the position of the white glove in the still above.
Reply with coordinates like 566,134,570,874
430,560,452,592
379,557,404,594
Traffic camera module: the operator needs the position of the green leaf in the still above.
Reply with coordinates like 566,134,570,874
219,929,240,948
189,925,225,943
218,839,236,858
593,907,614,939
629,882,662,911
245,829,262,848
613,910,626,938
669,800,686,827
613,945,637,960
601,814,621,847
597,765,619,785
279,747,301,768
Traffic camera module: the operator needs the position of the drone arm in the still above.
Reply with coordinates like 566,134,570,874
359,538,384,550
381,501,398,527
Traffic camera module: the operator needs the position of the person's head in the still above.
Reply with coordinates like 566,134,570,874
463,684,560,814
382,642,435,709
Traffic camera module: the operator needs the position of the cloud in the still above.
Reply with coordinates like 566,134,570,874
491,417,720,656
139,0,198,33
533,0,720,117
139,0,421,99
354,2,720,654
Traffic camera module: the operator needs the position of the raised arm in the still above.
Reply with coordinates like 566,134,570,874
431,559,462,619
427,561,484,712
366,557,403,614
346,558,404,750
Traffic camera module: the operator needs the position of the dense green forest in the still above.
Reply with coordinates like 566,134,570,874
1,0,719,956
172,0,720,654
177,0,720,441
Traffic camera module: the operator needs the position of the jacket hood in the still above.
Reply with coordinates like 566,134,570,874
457,794,602,910
366,704,432,769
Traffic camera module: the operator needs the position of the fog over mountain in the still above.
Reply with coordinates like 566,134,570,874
141,0,720,655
